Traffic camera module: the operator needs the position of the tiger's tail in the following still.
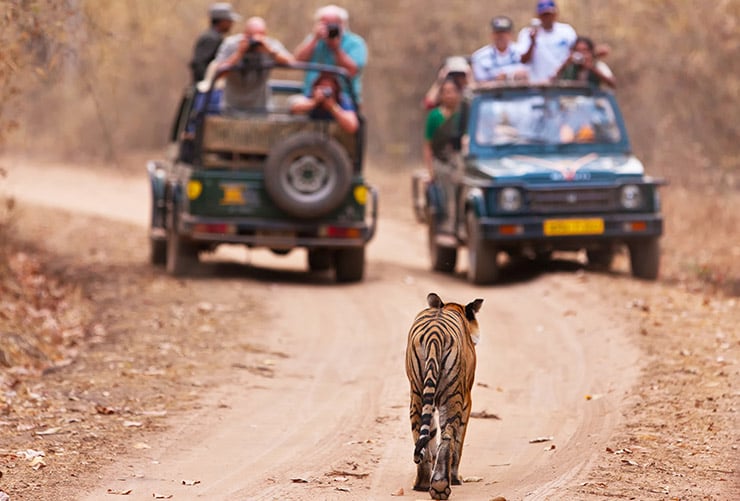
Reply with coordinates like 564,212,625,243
413,354,439,463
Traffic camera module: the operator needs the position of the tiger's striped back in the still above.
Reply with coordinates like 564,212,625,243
405,292,483,499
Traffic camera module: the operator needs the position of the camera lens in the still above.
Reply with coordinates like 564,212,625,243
327,23,340,38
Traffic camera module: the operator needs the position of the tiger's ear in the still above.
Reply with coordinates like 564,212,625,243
465,298,484,321
427,293,444,308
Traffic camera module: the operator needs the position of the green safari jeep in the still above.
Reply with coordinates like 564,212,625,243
147,61,377,282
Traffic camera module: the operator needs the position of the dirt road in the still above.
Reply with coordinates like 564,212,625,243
3,158,734,500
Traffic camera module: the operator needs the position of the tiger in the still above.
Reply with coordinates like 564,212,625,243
405,292,484,500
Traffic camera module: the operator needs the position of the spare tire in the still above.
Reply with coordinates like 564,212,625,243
264,131,353,219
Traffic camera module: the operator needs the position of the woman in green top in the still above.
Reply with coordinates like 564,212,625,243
554,36,616,89
423,77,463,178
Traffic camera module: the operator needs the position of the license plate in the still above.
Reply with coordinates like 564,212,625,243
256,229,296,240
543,218,604,236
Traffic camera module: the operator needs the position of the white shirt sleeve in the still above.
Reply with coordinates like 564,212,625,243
515,27,533,54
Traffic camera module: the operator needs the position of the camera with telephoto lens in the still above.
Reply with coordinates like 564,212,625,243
571,52,585,65
248,37,262,50
326,23,341,39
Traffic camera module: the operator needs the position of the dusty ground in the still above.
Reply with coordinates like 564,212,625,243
0,157,738,500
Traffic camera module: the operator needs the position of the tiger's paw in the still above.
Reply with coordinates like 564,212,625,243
430,479,451,500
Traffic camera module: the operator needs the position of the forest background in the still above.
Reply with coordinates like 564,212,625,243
0,0,737,191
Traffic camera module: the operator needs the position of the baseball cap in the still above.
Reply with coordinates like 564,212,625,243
209,2,241,22
536,0,557,14
490,16,513,32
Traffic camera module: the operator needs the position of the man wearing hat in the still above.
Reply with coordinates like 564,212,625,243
189,3,241,83
516,0,577,83
471,16,528,83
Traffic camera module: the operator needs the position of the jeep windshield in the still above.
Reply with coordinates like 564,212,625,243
470,87,628,155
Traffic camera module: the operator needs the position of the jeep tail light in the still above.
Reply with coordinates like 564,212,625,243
193,223,236,234
320,226,361,238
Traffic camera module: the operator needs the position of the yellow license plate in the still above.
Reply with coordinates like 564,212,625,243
543,218,604,236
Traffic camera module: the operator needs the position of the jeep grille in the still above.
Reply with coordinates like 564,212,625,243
528,188,617,213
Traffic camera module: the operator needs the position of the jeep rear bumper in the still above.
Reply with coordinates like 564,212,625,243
154,186,378,250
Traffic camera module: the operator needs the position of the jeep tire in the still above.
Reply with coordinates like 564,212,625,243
429,222,457,273
628,238,660,280
466,211,499,285
166,210,199,277
264,131,353,219
334,247,365,283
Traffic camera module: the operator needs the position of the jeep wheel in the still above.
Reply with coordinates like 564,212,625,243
150,238,167,266
308,248,333,272
166,212,199,277
587,248,615,271
466,211,499,285
264,131,353,219
628,238,660,280
334,247,365,283
429,222,456,273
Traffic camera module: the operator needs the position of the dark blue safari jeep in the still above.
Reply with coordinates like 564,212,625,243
147,61,377,282
413,82,666,284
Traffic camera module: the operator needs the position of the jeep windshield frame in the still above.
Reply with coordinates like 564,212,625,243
467,84,632,158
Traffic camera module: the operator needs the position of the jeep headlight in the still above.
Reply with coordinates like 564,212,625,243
499,187,522,212
620,184,642,209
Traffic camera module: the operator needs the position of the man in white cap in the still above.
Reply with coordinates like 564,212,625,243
189,3,241,83
516,0,576,83
471,16,528,83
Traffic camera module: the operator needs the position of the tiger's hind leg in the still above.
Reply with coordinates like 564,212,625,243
429,436,452,500
412,421,437,491
450,395,473,486
411,394,435,491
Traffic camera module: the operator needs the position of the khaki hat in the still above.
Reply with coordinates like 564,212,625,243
209,3,241,22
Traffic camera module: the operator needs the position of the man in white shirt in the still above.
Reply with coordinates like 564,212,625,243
517,0,577,83
471,16,528,83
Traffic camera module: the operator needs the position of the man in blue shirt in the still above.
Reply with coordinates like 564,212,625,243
293,5,368,104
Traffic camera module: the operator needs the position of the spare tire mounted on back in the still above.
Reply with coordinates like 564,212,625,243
264,131,353,219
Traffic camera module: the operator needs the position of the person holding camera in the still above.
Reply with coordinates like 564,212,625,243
213,16,294,113
289,72,359,133
471,15,529,83
554,36,616,89
516,0,577,83
293,5,368,104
